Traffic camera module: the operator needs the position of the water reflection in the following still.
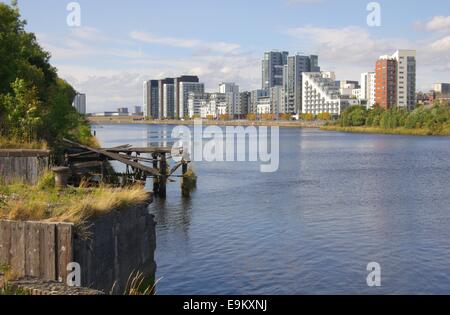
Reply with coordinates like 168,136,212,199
94,124,450,294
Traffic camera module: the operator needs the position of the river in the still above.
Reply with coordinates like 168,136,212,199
92,124,450,294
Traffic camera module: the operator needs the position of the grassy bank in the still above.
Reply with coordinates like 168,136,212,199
0,138,48,149
88,116,325,128
320,125,450,136
0,173,151,224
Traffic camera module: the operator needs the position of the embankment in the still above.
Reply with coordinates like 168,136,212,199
88,116,325,128
320,125,450,136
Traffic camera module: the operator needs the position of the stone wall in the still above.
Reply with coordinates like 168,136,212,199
0,150,50,184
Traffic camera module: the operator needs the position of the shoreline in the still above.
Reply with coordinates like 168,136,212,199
87,117,450,136
87,117,325,128
320,125,450,137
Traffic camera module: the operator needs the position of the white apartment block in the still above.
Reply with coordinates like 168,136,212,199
143,81,150,117
361,72,376,109
72,93,86,114
368,72,376,108
196,92,227,119
188,92,207,118
391,50,416,109
302,72,360,116
256,97,271,115
179,82,204,118
219,82,240,116
352,88,361,99
270,86,285,115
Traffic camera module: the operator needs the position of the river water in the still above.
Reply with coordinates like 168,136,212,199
92,124,450,295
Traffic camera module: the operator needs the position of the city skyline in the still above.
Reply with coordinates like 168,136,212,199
8,0,450,111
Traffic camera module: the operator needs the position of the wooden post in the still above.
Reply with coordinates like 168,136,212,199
159,153,167,198
182,161,188,175
152,153,159,195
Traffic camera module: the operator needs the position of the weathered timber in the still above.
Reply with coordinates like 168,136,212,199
0,149,50,184
63,138,160,177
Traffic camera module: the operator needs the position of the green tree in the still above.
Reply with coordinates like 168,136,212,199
0,2,92,148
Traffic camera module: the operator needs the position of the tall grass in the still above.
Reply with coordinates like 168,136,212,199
0,182,151,224
320,125,450,136
0,137,48,149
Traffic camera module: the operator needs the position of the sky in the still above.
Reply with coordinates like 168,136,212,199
6,0,450,112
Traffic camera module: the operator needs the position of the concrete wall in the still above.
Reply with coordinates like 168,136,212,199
0,150,50,184
0,205,156,294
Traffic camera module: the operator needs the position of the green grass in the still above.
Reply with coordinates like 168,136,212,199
0,179,151,224
0,283,29,295
320,125,450,136
0,137,48,149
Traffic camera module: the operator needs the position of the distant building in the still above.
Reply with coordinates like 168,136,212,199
302,72,360,116
133,106,143,116
188,92,207,118
143,80,159,118
256,96,271,115
376,50,416,110
352,88,361,99
270,86,285,115
392,50,416,109
144,76,203,119
239,91,251,116
174,76,200,119
250,89,269,114
361,72,376,109
339,81,360,97
434,83,450,95
179,81,204,118
262,51,289,90
72,93,86,115
375,57,397,109
117,108,129,116
219,82,240,117
283,54,320,114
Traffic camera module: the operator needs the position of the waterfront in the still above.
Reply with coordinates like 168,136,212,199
93,124,450,295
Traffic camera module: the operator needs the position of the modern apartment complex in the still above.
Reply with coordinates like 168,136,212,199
142,49,417,120
375,57,398,109
375,50,416,109
283,54,320,114
219,82,240,116
143,76,202,119
179,81,204,118
302,72,359,116
434,83,450,95
360,72,376,109
262,51,289,90
174,76,201,118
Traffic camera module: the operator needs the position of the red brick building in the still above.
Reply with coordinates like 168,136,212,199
375,58,397,109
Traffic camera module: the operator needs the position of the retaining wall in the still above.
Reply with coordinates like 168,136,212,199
0,150,50,184
0,205,156,294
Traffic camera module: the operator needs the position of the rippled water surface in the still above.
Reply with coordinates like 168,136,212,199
93,124,450,294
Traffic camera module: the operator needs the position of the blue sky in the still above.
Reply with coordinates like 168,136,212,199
6,0,450,112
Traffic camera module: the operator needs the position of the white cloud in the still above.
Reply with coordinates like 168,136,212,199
285,25,450,90
287,26,407,66
429,35,450,51
44,28,258,112
130,31,240,54
425,15,450,32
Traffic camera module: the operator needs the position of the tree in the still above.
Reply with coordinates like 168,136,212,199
0,2,91,148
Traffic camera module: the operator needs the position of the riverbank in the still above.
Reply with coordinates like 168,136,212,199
320,125,450,136
88,116,325,128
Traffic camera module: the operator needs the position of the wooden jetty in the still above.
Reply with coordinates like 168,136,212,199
62,138,190,198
